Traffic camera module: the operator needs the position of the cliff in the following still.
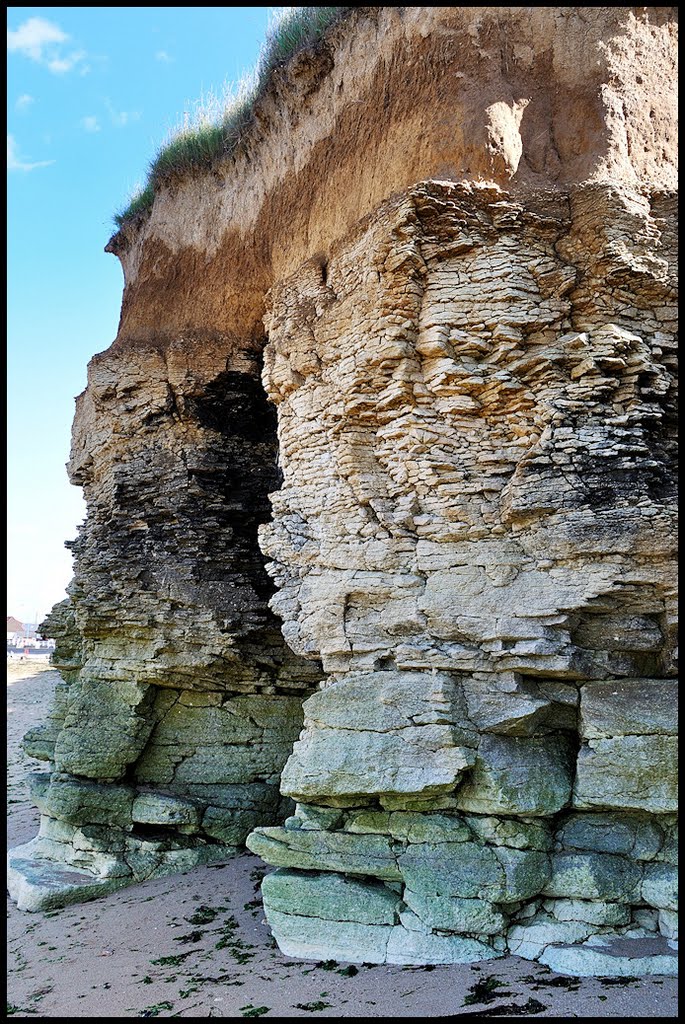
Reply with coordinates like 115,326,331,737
9,6,678,977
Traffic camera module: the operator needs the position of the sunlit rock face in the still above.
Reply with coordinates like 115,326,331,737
8,5,677,975
247,178,677,971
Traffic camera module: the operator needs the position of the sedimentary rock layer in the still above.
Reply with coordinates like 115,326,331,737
9,5,677,976
246,175,677,970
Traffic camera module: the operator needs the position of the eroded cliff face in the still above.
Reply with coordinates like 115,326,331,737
246,178,678,971
9,5,678,976
13,348,322,906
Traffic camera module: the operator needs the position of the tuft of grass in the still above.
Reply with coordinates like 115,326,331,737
257,6,351,81
113,184,155,228
113,7,353,228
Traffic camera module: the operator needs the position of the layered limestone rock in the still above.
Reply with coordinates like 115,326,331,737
246,176,678,972
10,5,677,975
10,346,322,911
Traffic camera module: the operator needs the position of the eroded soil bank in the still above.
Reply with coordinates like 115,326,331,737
7,665,677,1018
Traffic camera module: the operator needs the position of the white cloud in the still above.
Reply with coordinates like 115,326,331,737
7,16,86,74
7,17,66,60
47,50,85,74
105,99,142,127
82,116,101,133
155,50,173,63
15,93,34,112
7,134,54,172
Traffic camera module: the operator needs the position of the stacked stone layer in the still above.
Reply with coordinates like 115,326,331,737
10,365,322,909
246,179,678,970
7,5,677,975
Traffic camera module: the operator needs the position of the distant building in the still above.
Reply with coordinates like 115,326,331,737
7,616,24,645
6,616,55,649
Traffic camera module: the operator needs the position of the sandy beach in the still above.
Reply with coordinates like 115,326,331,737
7,663,678,1018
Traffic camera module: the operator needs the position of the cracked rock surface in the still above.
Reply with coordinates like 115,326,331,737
9,5,677,977
250,175,677,971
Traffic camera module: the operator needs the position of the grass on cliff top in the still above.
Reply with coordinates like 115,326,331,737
114,6,353,228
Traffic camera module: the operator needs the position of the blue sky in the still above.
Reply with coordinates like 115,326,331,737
7,6,274,624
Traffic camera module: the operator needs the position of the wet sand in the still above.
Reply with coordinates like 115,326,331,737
7,663,678,1017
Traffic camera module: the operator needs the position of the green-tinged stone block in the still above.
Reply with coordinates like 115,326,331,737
53,677,157,781
135,695,305,786
72,825,126,854
455,735,573,816
264,908,501,966
346,810,392,834
156,844,233,874
579,679,678,738
246,826,401,880
146,703,260,747
7,840,131,912
282,725,476,802
507,913,596,960
17,832,130,881
22,723,60,762
280,671,477,802
388,812,472,844
404,890,506,934
265,908,393,963
544,899,631,926
398,841,503,900
262,868,400,924
44,776,135,827
538,944,678,977
230,696,305,732
462,675,577,736
37,815,76,844
201,806,262,845
573,736,677,813
398,841,549,903
294,804,345,831
386,926,501,966
132,792,201,828
543,852,642,902
28,772,52,814
171,744,296,785
465,815,552,851
642,863,677,911
556,813,664,859
155,696,303,744
494,847,550,901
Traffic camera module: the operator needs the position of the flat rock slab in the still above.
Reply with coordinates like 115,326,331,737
7,840,129,912
7,837,238,912
539,935,678,977
265,908,502,966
